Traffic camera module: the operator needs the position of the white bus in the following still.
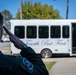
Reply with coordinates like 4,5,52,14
10,19,76,58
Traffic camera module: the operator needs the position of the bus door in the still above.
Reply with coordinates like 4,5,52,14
72,23,76,54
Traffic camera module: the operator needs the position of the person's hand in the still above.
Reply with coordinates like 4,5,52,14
3,26,26,49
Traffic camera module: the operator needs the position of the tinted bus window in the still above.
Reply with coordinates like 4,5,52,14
27,26,37,38
62,26,69,38
14,26,25,38
39,26,49,38
51,26,61,38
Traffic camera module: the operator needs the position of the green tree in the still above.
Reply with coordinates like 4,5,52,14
15,1,62,19
1,10,12,29
1,10,12,36
1,10,12,21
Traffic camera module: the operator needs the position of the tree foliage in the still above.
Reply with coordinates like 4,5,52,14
16,1,62,19
1,10,12,29
1,10,12,21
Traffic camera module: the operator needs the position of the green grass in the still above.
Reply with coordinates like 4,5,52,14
44,62,56,71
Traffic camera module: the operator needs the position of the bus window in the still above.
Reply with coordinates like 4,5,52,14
62,25,69,38
26,26,37,38
39,26,49,38
14,26,25,38
51,26,61,38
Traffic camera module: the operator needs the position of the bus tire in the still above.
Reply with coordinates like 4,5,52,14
41,48,52,58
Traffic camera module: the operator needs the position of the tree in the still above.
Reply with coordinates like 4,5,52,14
1,10,12,28
15,1,61,19
1,10,12,35
1,10,12,21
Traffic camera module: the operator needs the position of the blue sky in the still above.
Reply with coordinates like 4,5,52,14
0,0,76,19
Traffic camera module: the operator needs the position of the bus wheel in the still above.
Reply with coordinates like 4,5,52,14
41,48,52,58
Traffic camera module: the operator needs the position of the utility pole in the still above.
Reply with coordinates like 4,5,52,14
20,0,22,19
66,0,70,19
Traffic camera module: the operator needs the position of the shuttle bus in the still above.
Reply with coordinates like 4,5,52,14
10,19,76,58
